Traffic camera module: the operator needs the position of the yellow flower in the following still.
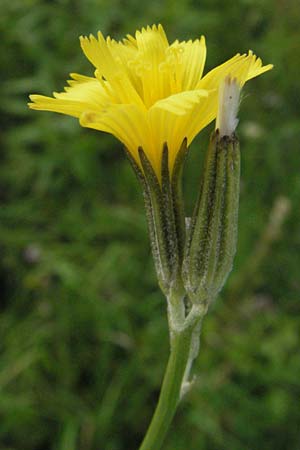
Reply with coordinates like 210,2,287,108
29,24,272,177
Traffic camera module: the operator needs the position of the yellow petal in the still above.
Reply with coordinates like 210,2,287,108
151,89,209,115
243,50,274,81
28,75,110,117
148,90,210,172
148,108,185,172
198,51,273,90
172,36,207,91
183,97,220,143
134,24,170,107
136,24,169,54
80,32,144,107
106,37,142,97
80,104,153,167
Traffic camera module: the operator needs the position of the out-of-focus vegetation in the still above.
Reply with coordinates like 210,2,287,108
1,0,300,449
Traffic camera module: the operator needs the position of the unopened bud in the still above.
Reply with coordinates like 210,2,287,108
182,130,240,305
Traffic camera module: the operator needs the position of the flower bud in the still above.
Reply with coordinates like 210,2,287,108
182,130,240,305
182,76,241,305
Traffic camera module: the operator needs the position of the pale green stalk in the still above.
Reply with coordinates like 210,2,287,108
139,296,205,450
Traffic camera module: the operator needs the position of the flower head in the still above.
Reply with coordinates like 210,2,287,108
29,25,272,177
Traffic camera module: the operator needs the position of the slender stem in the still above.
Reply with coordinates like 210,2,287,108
139,321,199,450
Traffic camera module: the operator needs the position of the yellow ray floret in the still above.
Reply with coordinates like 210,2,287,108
29,24,273,177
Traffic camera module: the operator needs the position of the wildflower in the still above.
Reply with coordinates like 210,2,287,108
28,25,274,450
29,24,272,178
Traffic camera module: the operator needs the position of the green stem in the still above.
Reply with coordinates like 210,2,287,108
139,319,200,450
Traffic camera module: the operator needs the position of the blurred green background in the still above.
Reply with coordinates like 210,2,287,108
1,0,300,449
